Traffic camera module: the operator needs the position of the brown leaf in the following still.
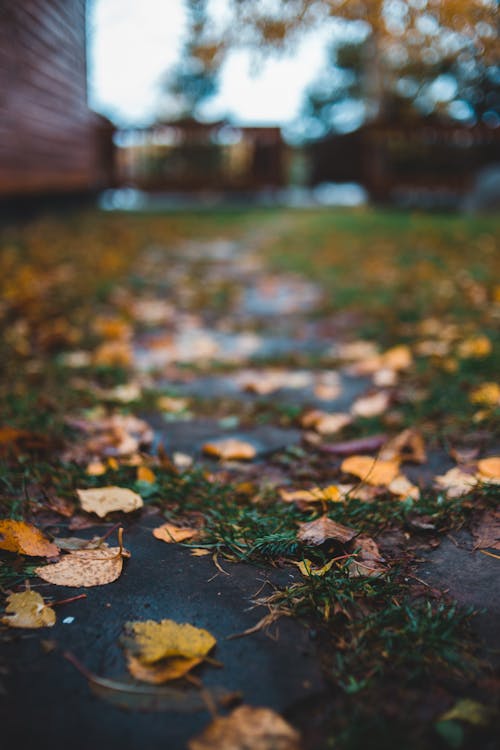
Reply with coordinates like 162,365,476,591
35,530,129,587
341,455,400,486
379,428,427,464
435,467,477,498
153,523,200,544
473,510,500,550
0,520,59,557
349,536,386,577
77,486,143,517
188,705,301,750
297,516,357,546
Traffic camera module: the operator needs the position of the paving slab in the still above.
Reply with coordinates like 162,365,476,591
0,518,324,750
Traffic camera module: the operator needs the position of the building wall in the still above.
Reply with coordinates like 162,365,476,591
0,0,112,196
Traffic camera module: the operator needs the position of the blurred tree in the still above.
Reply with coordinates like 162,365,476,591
177,0,499,129
162,0,223,118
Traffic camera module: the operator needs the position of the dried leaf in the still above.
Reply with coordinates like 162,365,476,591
153,523,200,544
301,410,352,434
202,438,256,461
35,532,129,587
297,516,357,546
77,486,143,517
473,510,500,550
188,705,301,750
319,434,387,455
341,455,400,486
349,536,386,577
1,589,56,629
123,619,216,665
293,558,336,577
387,475,420,500
351,391,390,418
0,519,59,557
379,428,427,464
279,485,342,506
435,468,477,498
439,699,491,726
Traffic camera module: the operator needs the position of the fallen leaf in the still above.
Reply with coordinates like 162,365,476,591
301,410,352,434
137,466,156,484
86,460,107,476
349,536,386,577
188,705,301,750
319,434,387,455
439,699,491,726
202,438,256,461
435,468,477,498
0,520,59,557
297,516,357,545
93,340,133,367
469,383,500,406
126,654,202,684
379,428,427,464
1,589,56,629
153,523,200,544
77,486,143,517
123,619,216,665
458,336,492,359
341,455,400,486
387,475,420,501
279,485,342,506
476,456,500,483
293,558,336,577
473,509,500,550
35,529,129,587
157,396,190,413
351,391,390,418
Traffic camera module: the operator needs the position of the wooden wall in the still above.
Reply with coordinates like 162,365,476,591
0,0,113,196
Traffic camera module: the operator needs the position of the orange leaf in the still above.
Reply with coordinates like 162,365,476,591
153,523,200,544
0,520,59,557
202,438,256,461
341,455,400,486
137,466,156,483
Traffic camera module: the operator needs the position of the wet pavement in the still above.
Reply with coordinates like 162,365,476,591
1,222,499,750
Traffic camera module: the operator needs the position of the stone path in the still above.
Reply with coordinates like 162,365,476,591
1,221,498,750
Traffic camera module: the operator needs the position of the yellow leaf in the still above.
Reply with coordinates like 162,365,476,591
35,531,129,587
137,466,156,484
190,548,211,557
341,455,400,486
153,523,200,544
279,485,341,505
470,383,500,406
1,589,56,629
77,486,143,518
188,705,301,750
123,619,216,665
93,340,133,367
458,336,492,359
439,699,490,726
157,396,189,413
293,558,336,577
126,654,202,684
0,520,59,557
202,438,256,461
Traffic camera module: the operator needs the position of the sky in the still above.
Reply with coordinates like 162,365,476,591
87,0,334,128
